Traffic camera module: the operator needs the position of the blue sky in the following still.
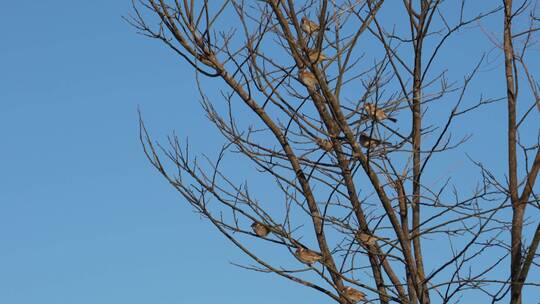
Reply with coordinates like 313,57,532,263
0,1,538,303
0,1,316,303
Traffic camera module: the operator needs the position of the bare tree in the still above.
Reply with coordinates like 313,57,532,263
125,1,539,303
501,1,540,303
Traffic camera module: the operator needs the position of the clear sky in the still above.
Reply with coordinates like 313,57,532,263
0,1,318,303
0,1,538,304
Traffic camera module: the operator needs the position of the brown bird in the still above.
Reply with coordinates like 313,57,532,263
364,103,397,122
308,49,328,64
342,286,366,303
295,247,323,264
301,16,320,35
251,222,270,237
315,137,333,152
299,69,318,89
359,133,391,149
356,231,389,246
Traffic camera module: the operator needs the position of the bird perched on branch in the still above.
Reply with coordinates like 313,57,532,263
307,49,328,64
364,103,397,122
295,247,323,265
359,133,391,149
315,137,333,152
356,231,389,246
301,16,321,35
301,16,330,35
251,221,270,237
341,286,366,302
299,69,318,89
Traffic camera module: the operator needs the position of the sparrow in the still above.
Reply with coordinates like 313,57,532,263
315,137,333,152
307,49,328,64
251,221,270,237
356,231,389,246
342,286,366,302
295,247,323,264
364,103,397,122
299,69,318,89
301,16,320,35
358,133,391,149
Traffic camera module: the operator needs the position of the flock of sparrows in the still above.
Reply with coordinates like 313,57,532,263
246,16,397,303
296,17,396,152
357,103,396,150
250,220,378,302
310,100,397,151
297,17,329,90
294,246,367,302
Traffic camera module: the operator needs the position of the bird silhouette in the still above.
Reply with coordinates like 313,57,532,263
364,103,397,122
